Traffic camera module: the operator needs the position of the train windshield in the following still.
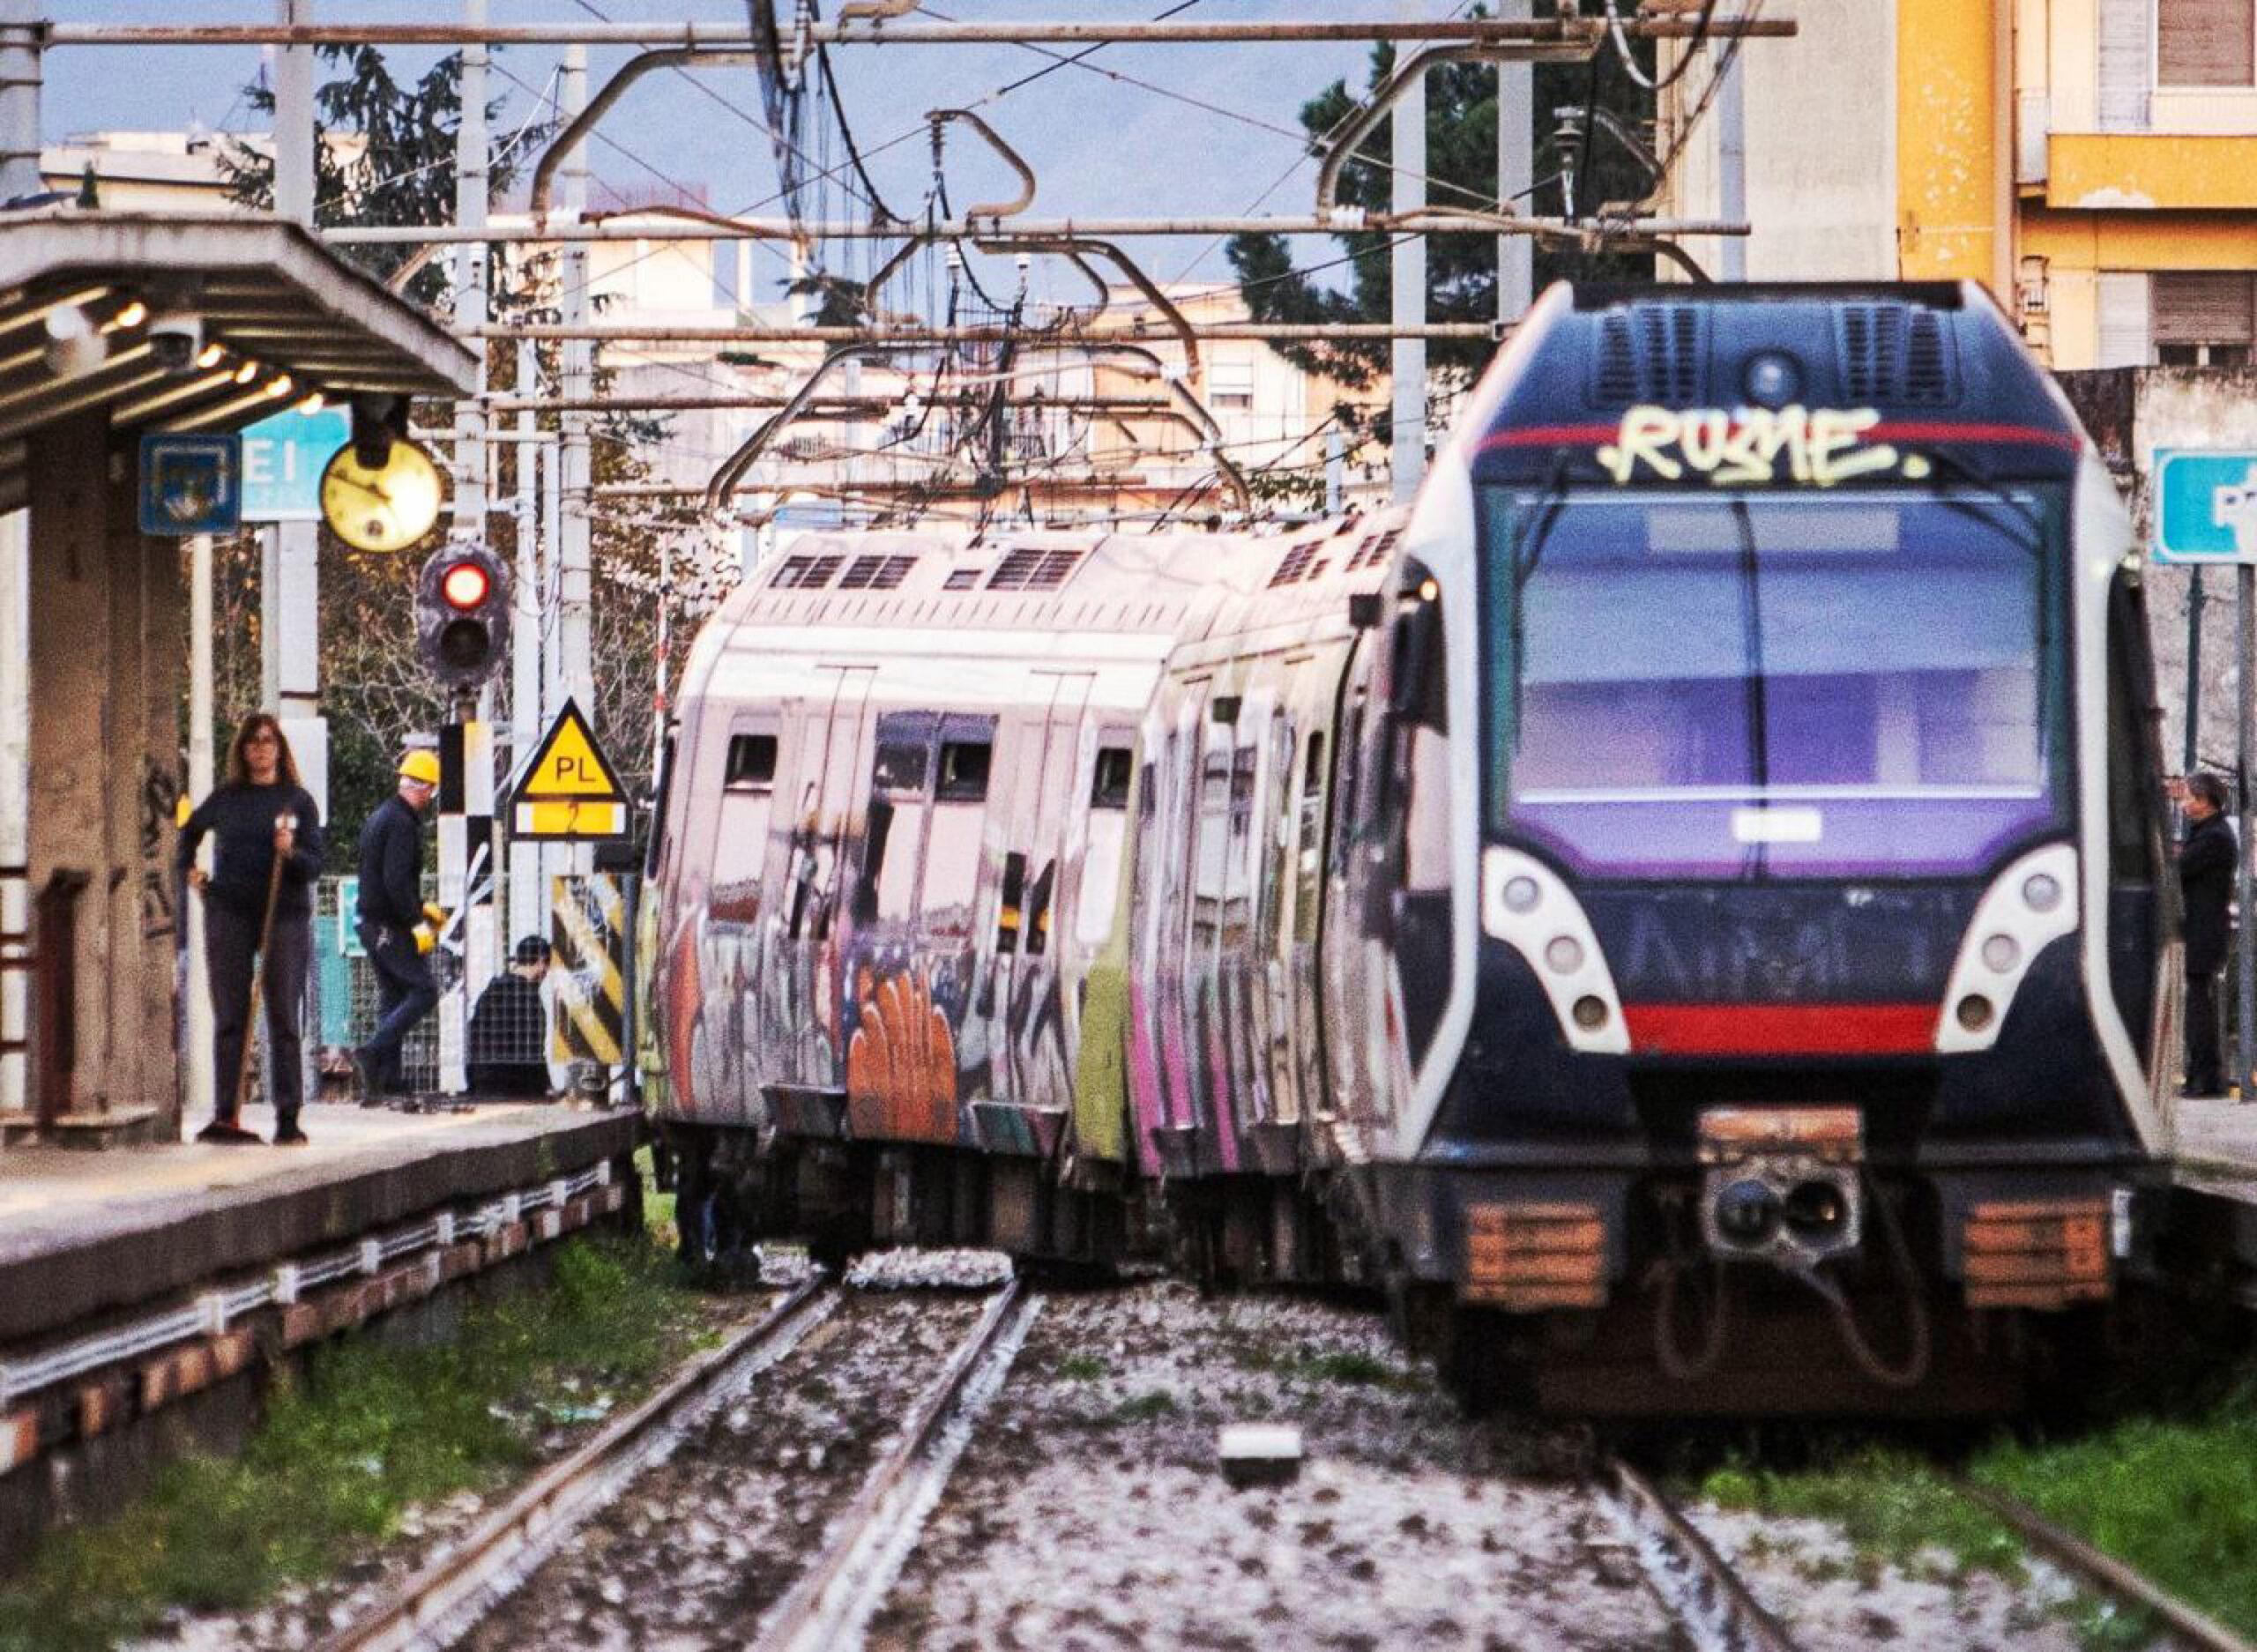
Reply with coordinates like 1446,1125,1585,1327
1480,486,2067,878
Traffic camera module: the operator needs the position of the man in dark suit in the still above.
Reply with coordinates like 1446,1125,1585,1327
2180,771,2236,1098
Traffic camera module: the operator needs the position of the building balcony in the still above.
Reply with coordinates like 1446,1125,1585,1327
2046,132,2257,212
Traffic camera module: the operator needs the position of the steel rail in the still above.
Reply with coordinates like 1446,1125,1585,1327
1958,1482,2257,1652
1607,1458,1802,1652
49,17,1795,48
314,1277,833,1652
324,213,1752,244
751,1277,1034,1652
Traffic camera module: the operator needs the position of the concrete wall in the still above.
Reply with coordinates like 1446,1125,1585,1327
1662,2,1899,281
2064,367,2257,778
23,413,180,1130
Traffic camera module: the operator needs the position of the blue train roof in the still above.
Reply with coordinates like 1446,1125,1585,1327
1466,282,2086,488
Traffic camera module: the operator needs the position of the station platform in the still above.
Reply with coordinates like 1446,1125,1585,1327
0,1100,638,1348
0,1098,639,1539
2173,1098,2257,1197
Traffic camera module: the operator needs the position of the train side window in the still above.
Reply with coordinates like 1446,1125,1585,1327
725,733,777,790
1024,859,1057,956
1091,746,1133,809
1295,730,1327,943
938,740,991,800
996,851,1028,954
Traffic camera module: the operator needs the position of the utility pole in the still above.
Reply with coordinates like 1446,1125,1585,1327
1390,6,1426,505
1498,0,1532,322
263,0,324,1115
2187,570,2206,774
437,0,493,1097
2239,568,2254,1098
510,339,542,949
1716,31,1747,281
558,44,595,879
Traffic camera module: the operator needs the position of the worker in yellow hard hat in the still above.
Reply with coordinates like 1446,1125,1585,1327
350,746,443,1106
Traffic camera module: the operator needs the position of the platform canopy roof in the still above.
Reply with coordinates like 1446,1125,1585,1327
0,210,476,511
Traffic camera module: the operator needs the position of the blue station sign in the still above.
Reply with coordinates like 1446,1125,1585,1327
2155,449,2257,564
138,434,242,537
241,405,351,522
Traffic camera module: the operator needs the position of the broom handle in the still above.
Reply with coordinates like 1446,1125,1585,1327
231,837,290,1120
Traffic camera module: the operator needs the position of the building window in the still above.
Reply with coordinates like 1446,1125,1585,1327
1209,359,1255,411
2154,272,2255,366
2158,0,2255,87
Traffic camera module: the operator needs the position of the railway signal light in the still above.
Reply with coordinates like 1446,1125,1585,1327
416,540,511,690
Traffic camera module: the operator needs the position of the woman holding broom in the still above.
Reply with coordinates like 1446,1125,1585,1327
177,713,324,1145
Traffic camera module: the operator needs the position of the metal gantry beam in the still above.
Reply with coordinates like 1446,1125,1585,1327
469,322,1503,343
484,394,1182,414
323,213,1751,246
48,15,1797,47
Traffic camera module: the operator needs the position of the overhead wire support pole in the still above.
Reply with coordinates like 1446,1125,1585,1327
559,44,595,883
1390,1,1426,506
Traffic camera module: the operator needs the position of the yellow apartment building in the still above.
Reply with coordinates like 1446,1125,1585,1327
1660,0,2257,368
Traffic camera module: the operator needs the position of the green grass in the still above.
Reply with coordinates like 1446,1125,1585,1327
1693,1389,2257,1646
1699,1448,2026,1583
1054,1353,1108,1381
1107,1390,1180,1425
1975,1394,2257,1641
0,1236,714,1652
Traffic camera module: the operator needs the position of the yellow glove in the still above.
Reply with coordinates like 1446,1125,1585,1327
413,923,437,956
421,901,448,927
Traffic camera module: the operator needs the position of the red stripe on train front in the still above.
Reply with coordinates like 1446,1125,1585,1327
1622,1003,1937,1056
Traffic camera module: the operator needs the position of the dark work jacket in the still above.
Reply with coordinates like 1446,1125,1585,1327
356,793,427,930
2181,811,2237,978
176,781,324,919
468,972,549,1098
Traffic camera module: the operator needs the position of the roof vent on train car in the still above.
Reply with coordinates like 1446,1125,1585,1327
987,547,1084,591
1839,303,1956,405
1590,304,1704,406
838,553,917,592
769,553,845,590
1346,527,1403,572
1267,540,1327,586
942,567,981,591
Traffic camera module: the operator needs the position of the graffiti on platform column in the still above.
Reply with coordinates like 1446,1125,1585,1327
140,759,180,938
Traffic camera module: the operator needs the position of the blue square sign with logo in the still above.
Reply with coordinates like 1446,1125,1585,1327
2155,449,2257,564
138,433,242,537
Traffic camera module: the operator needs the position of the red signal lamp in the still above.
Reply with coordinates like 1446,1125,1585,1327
440,560,490,610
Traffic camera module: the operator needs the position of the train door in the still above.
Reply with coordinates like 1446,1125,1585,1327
1030,675,1093,1109
695,716,778,1126
1255,697,1302,1125
1067,726,1137,1041
1218,692,1270,1130
1155,684,1208,1139
918,714,994,1105
777,666,872,1090
1321,643,1381,1125
1291,714,1332,1120
1188,691,1240,1139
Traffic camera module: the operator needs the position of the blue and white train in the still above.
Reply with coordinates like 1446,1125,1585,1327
648,282,2176,1412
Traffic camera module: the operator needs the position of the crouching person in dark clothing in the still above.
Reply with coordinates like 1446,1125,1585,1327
177,713,324,1144
469,935,554,1098
2181,770,2237,1098
353,748,441,1104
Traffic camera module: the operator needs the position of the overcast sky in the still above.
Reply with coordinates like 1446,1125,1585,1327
44,1,1393,295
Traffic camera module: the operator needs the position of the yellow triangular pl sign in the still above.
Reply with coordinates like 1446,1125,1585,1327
510,697,629,839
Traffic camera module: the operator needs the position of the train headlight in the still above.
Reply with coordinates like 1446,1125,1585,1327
1502,875,1540,914
1743,350,1801,409
1544,934,1583,974
1713,1179,1780,1246
1955,993,1994,1032
1980,934,2020,973
1571,994,1609,1030
2022,872,2062,912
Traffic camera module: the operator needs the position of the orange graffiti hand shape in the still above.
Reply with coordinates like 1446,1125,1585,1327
848,969,958,1142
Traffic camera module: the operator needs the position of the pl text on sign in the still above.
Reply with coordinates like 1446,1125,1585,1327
510,699,629,840
2154,449,2257,565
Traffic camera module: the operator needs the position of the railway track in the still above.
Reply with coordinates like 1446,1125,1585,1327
1602,1457,1803,1652
316,1267,1032,1652
314,1276,836,1652
1957,1480,2257,1652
